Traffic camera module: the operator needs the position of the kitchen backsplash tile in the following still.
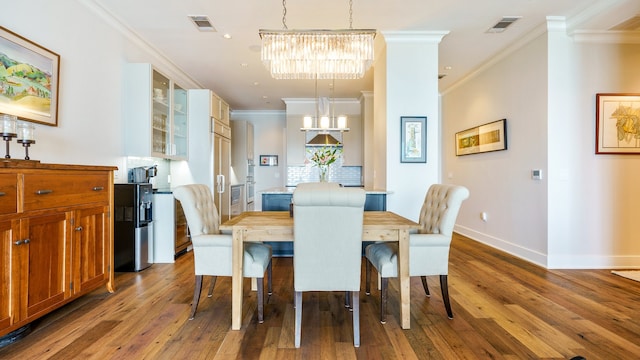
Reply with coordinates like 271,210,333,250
287,165,362,186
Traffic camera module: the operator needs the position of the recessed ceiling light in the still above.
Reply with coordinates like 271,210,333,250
253,82,260,86
444,66,452,70
223,33,232,39
188,15,216,32
240,63,248,68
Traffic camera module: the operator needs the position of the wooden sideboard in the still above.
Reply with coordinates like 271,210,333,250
0,161,116,339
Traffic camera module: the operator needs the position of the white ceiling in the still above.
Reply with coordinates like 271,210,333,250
91,0,640,111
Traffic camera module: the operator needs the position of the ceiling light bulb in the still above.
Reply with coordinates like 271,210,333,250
320,116,330,129
303,116,313,129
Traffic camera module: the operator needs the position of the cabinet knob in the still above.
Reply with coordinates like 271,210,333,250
36,189,53,195
75,226,83,231
14,238,30,245
92,186,104,191
0,192,5,196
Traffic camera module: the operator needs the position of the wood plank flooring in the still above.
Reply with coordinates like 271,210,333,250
1,233,639,359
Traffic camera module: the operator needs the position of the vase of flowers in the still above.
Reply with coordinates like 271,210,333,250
308,146,341,182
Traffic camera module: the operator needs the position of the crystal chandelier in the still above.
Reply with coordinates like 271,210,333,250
259,0,376,80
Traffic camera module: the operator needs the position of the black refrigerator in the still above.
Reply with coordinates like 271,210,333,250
114,183,153,272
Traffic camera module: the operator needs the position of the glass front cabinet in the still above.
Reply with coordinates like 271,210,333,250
125,63,188,160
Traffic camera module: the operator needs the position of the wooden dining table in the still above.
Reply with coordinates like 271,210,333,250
220,210,420,330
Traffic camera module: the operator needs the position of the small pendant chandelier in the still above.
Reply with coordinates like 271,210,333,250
259,0,376,80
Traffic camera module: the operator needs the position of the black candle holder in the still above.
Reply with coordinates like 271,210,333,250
1,132,16,159
17,139,35,160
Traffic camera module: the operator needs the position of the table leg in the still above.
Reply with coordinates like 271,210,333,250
231,229,244,330
398,229,411,329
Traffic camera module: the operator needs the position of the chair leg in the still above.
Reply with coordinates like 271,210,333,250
257,277,264,323
207,276,217,297
440,275,453,319
352,291,360,347
345,291,351,309
294,291,302,348
421,276,431,297
189,275,204,320
267,259,273,296
365,260,371,295
380,277,388,324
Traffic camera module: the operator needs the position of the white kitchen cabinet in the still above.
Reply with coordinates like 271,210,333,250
286,114,307,165
341,115,362,166
232,120,255,168
152,193,190,263
124,63,188,160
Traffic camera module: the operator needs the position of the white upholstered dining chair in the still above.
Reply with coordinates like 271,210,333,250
173,184,272,323
292,182,366,348
365,183,469,323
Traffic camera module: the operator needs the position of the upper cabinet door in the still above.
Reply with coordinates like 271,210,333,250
172,83,188,159
124,64,188,160
152,70,171,157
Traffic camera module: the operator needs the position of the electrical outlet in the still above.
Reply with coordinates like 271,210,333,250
481,212,488,222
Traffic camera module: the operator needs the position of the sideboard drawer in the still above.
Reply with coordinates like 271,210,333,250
0,174,17,214
23,172,109,211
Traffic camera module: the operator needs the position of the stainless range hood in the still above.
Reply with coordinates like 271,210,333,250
306,133,342,146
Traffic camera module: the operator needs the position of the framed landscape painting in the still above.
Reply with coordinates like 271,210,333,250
0,26,60,126
596,93,640,154
455,119,507,156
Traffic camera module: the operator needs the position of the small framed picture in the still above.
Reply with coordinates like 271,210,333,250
400,116,427,163
260,155,278,166
596,93,640,154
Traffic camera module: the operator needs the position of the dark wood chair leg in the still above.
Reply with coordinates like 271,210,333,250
207,276,217,297
440,275,453,319
257,277,264,323
380,277,388,324
189,275,204,320
267,259,273,296
365,260,371,295
421,276,431,297
345,291,352,309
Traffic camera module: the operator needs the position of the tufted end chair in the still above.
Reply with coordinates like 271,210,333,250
365,184,469,323
173,184,272,323
293,182,366,348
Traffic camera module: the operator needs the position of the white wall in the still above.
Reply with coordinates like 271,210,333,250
547,30,640,268
1,0,199,180
442,18,640,268
231,111,286,210
443,32,550,266
380,32,446,221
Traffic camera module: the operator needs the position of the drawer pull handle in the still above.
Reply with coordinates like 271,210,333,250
0,192,5,196
36,189,53,195
14,239,30,245
93,186,104,191
75,226,83,231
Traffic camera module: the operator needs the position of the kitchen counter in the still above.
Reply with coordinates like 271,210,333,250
261,187,389,195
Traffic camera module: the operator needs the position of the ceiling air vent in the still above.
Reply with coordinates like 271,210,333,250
188,15,216,32
487,16,521,33
610,15,640,31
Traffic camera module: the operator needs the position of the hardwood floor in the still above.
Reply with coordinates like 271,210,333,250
2,233,639,359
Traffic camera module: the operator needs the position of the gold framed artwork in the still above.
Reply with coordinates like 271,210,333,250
455,119,507,156
596,93,640,154
0,26,60,126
